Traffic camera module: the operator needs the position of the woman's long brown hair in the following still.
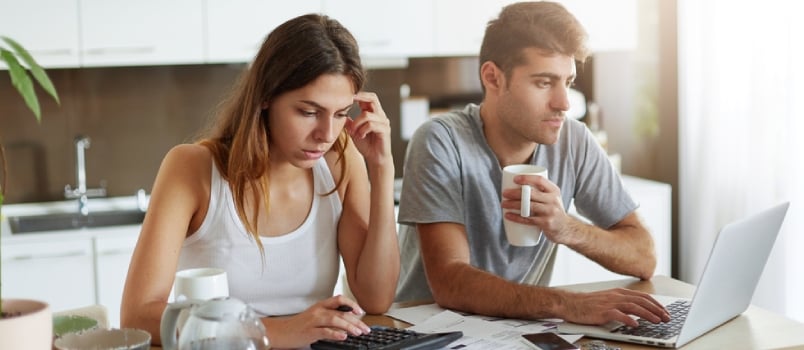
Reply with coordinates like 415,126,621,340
199,14,366,251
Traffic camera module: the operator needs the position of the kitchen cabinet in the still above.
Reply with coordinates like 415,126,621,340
95,232,139,328
557,0,637,52
0,0,204,68
1,196,144,324
322,0,435,61
550,175,672,286
1,237,96,312
207,1,433,67
1,228,140,324
432,0,637,57
433,0,517,57
0,0,81,68
79,0,205,67
2,0,637,70
205,0,323,63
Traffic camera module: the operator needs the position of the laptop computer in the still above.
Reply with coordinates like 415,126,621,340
557,202,790,348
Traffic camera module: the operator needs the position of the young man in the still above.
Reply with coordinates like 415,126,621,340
396,1,670,327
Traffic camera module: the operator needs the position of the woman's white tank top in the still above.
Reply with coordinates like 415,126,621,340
177,157,342,316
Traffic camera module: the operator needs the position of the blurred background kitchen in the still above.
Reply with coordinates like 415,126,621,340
2,0,802,326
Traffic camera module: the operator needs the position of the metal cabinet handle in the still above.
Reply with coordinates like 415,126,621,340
28,48,74,56
98,249,134,256
8,250,89,261
83,46,155,55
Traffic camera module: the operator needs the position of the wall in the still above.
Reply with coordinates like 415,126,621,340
1,64,240,203
0,64,408,203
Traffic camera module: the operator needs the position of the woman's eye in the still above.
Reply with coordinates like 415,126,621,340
301,110,317,117
335,113,350,119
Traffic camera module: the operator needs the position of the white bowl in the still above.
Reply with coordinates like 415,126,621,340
54,328,151,350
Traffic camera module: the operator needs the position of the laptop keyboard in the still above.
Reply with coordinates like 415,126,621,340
612,300,691,340
310,325,463,350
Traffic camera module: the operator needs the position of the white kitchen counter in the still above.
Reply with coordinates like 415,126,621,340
1,195,147,240
1,195,148,327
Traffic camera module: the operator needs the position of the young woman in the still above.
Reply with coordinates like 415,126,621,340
120,14,399,348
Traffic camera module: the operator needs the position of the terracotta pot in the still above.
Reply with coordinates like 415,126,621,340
0,299,52,349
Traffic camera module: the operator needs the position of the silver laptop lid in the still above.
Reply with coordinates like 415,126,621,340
676,202,789,347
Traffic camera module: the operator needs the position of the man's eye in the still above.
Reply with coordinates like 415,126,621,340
536,81,551,88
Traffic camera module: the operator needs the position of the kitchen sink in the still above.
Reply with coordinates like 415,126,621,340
7,209,146,234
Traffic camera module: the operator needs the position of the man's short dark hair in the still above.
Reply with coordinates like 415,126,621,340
479,1,589,79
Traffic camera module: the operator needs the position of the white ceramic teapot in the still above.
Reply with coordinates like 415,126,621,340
160,297,270,350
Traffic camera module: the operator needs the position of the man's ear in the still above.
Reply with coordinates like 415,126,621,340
480,61,505,93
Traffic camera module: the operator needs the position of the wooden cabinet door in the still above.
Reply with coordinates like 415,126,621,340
95,232,139,328
205,0,323,63
0,0,81,68
79,0,205,67
433,0,515,57
322,0,435,61
1,238,95,312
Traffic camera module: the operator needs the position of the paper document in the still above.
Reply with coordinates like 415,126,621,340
386,303,446,325
386,304,580,349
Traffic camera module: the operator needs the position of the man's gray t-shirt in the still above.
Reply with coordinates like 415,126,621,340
396,104,638,302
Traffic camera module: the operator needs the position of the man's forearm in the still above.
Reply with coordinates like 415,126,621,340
428,262,568,320
562,217,656,279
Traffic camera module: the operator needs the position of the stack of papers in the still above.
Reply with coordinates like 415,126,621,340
385,304,582,349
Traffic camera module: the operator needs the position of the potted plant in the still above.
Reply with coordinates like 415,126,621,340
1,35,60,349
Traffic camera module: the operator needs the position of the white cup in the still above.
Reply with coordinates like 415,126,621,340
501,164,548,246
172,268,229,334
173,268,229,302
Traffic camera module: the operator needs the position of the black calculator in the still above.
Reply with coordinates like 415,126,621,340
310,325,463,350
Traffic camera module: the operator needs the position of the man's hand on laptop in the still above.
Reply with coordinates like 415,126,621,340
560,288,671,327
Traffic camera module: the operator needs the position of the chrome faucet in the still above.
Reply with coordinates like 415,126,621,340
64,135,107,215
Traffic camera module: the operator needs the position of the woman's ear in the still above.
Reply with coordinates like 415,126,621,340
480,61,504,93
260,100,270,110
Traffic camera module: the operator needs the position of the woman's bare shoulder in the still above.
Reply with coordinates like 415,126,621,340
162,144,213,170
151,144,214,208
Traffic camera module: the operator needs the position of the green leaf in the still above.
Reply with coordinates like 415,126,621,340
1,48,41,122
1,36,60,105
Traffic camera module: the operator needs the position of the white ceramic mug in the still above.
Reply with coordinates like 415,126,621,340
501,164,548,246
173,268,229,302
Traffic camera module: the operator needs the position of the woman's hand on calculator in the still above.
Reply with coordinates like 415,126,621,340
263,295,371,349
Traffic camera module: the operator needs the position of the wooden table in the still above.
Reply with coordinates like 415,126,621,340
151,275,804,349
